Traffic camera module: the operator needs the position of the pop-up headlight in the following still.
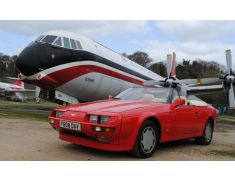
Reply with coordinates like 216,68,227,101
89,115,99,123
89,115,109,124
55,110,64,118
100,116,109,124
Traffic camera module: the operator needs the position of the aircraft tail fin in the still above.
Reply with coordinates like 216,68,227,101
13,80,24,88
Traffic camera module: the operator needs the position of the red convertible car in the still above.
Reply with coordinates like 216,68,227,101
49,87,216,158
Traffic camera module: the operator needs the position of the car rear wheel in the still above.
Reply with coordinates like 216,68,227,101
195,119,213,145
132,120,159,158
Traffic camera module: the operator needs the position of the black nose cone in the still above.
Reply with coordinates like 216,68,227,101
16,42,41,76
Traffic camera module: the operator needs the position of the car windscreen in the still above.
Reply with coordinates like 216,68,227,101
115,87,171,103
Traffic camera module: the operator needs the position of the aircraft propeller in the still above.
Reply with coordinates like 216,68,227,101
220,50,235,109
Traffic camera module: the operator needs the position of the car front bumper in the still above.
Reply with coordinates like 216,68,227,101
49,116,133,152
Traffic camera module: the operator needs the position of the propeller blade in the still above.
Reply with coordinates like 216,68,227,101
226,49,232,74
143,80,165,86
171,52,176,77
229,83,235,109
166,54,172,78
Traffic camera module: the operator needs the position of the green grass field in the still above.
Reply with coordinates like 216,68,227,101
211,150,235,158
0,98,60,121
216,115,235,125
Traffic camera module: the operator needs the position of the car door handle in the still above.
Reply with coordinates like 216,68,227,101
195,111,199,115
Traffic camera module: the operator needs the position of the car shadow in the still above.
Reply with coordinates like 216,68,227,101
63,139,197,160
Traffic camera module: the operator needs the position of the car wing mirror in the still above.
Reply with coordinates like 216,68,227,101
171,98,185,109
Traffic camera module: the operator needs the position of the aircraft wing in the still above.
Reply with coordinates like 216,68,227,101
178,78,221,86
187,84,224,95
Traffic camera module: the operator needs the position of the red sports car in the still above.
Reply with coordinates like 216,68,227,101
49,87,217,158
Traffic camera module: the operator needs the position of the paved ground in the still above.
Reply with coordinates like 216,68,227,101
0,117,234,161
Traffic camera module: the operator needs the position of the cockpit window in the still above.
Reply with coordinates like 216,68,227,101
41,35,57,44
35,35,44,42
76,40,82,49
54,37,62,46
70,39,77,49
63,37,70,49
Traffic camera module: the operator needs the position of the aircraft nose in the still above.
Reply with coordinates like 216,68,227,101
16,42,42,76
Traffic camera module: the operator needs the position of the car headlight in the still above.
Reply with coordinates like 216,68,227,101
89,115,109,124
100,116,109,124
55,110,64,118
89,115,98,123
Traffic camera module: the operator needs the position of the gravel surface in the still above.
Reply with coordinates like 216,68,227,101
0,117,234,161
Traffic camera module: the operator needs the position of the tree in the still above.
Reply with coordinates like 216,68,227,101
148,62,167,77
127,51,153,68
0,54,19,81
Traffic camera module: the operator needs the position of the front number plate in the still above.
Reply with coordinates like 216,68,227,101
60,120,81,131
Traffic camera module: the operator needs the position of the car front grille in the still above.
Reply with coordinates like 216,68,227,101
61,130,96,141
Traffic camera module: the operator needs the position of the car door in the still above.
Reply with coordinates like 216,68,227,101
170,90,198,136
174,105,198,135
193,106,208,133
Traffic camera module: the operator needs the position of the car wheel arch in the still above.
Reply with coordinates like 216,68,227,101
131,115,162,146
207,116,215,128
145,116,161,143
199,116,214,136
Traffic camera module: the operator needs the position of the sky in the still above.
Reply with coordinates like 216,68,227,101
0,20,235,66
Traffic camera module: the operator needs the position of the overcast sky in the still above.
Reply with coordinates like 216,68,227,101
0,20,235,66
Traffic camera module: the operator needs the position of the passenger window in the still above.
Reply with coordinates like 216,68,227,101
63,37,70,49
54,37,62,46
76,41,82,49
70,39,77,49
41,35,57,44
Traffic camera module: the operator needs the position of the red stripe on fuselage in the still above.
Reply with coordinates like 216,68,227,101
26,65,144,89
171,52,176,77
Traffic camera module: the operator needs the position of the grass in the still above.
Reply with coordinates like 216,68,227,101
211,150,235,158
217,115,235,125
0,98,60,121
0,98,59,110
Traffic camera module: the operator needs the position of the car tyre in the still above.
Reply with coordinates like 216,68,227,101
195,119,213,145
132,120,159,158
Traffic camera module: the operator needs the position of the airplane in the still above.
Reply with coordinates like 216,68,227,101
16,31,221,105
16,31,164,104
0,78,35,102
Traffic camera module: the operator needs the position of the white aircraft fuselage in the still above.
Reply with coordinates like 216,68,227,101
0,82,24,92
0,81,30,102
16,31,164,103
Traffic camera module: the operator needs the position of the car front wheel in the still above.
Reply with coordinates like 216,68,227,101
132,120,159,158
195,119,214,145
